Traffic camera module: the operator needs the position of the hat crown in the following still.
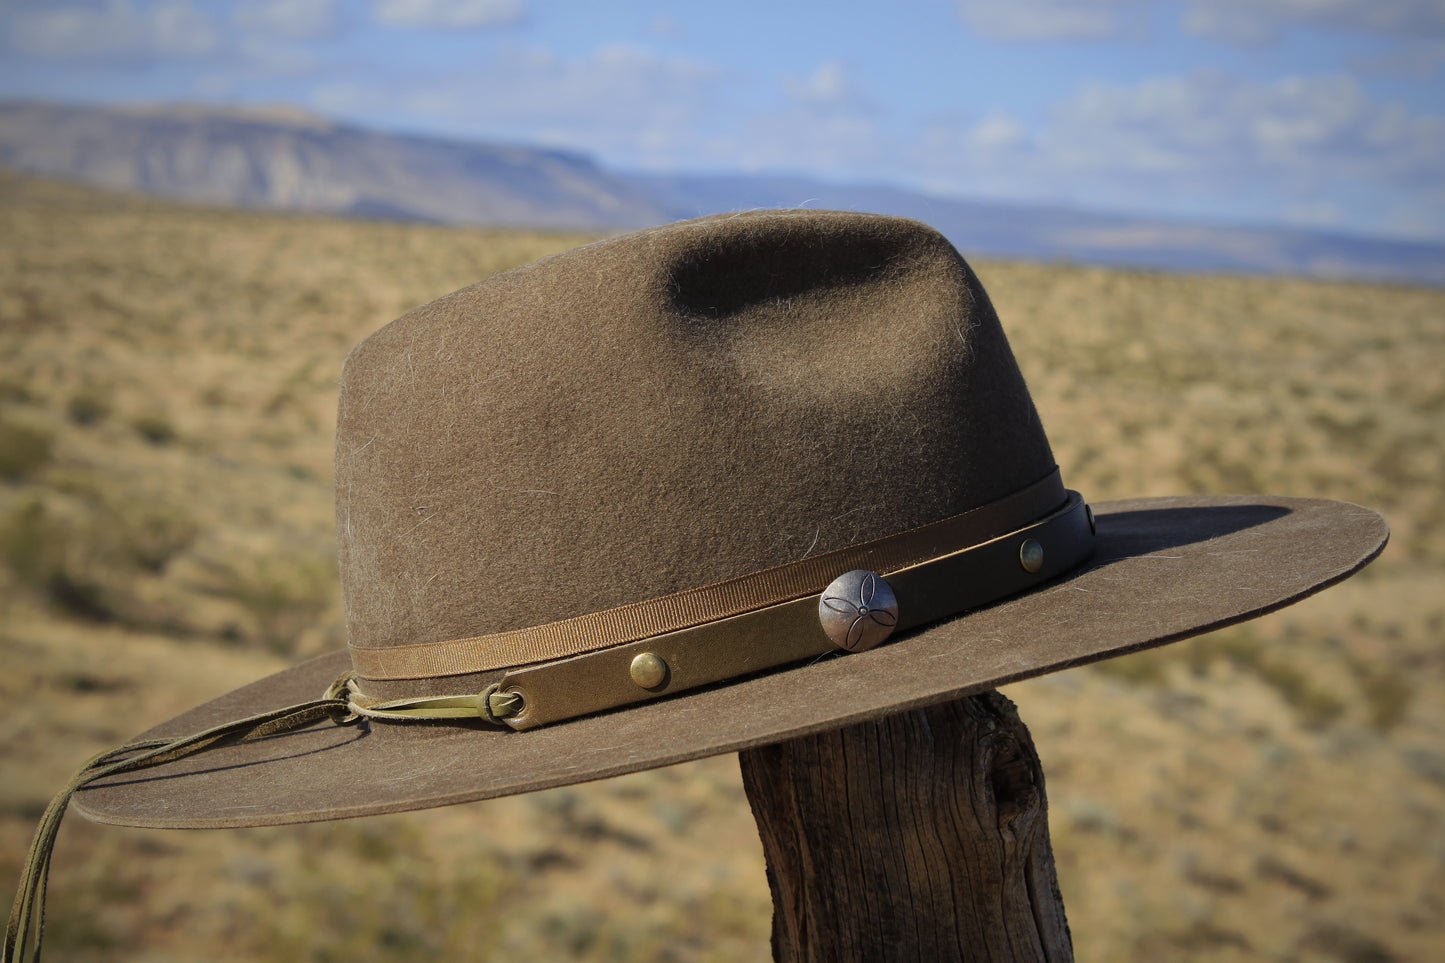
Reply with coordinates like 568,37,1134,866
335,210,1054,657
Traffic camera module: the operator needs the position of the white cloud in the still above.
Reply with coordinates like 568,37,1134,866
1282,199,1344,228
233,0,340,42
371,0,523,29
1039,72,1445,189
4,0,336,74
646,16,682,39
310,46,886,180
11,0,219,59
310,44,724,168
927,70,1445,236
1183,0,1445,44
968,111,1029,150
782,61,880,116
1354,38,1445,77
954,0,1445,60
787,62,851,106
953,0,1148,41
733,110,884,177
1384,187,1445,238
706,61,888,177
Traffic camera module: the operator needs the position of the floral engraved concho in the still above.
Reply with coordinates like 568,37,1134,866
818,570,900,652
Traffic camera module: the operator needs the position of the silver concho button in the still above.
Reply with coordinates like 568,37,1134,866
819,570,899,652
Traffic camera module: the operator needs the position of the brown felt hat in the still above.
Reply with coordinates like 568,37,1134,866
73,209,1386,829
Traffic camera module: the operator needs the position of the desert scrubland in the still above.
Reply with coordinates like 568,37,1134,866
1,169,1442,961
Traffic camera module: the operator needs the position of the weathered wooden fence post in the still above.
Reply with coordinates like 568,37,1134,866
739,690,1072,962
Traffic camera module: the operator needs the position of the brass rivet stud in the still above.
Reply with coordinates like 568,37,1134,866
1085,504,1096,535
1019,538,1045,574
630,652,669,689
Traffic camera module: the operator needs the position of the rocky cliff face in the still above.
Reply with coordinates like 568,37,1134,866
0,101,672,229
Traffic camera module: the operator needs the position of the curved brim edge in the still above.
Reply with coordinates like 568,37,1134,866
75,493,1388,829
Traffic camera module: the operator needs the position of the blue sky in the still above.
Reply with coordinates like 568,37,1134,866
1,0,1442,241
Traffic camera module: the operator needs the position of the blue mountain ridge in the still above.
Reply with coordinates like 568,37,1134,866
2,100,1439,286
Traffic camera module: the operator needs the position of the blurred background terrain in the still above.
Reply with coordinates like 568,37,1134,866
2,3,1443,957
1,168,1441,961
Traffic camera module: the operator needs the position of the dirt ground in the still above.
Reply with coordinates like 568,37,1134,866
1,170,1442,961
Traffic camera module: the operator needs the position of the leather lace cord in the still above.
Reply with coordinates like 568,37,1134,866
3,684,359,963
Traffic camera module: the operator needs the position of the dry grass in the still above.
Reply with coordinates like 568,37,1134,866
1,169,1442,961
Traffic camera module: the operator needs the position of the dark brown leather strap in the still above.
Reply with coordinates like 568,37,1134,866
495,491,1093,728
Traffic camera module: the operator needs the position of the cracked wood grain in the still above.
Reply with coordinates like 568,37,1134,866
739,690,1073,962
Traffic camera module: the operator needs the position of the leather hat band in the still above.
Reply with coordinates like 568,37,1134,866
343,486,1096,730
350,469,1071,681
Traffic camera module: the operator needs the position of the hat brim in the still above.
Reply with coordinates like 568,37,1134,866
75,494,1386,829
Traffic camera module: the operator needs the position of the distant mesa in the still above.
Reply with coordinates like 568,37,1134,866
1,100,1440,286
0,100,669,231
